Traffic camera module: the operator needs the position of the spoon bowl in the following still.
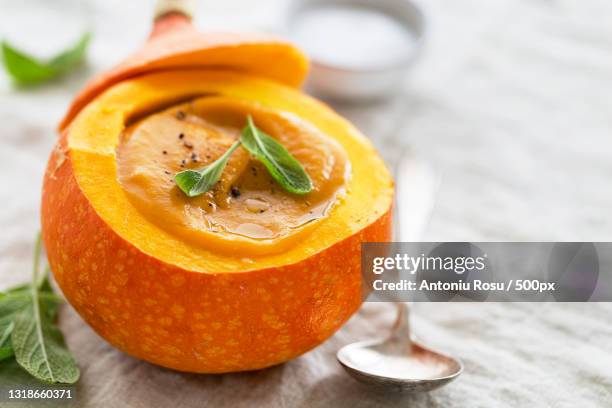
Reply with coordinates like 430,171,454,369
337,335,463,392
337,303,463,392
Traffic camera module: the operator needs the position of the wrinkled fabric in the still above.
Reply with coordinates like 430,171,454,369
0,0,611,407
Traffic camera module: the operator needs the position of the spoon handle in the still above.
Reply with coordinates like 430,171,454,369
390,150,437,351
391,302,412,341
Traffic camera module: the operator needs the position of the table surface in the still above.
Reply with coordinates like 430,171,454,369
1,0,611,407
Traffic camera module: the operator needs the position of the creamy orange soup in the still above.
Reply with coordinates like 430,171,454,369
116,96,349,255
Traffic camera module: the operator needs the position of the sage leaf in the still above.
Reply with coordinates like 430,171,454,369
12,304,79,384
2,284,30,296
0,293,30,360
0,289,31,361
2,32,91,85
0,321,14,361
0,347,12,361
9,234,79,384
241,116,313,195
175,140,241,197
0,291,31,361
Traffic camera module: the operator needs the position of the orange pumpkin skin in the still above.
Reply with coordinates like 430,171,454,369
42,130,392,373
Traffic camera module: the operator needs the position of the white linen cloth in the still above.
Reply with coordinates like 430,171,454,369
0,0,611,406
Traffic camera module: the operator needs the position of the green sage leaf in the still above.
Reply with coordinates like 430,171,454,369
0,347,13,361
9,234,79,384
1,32,91,85
0,321,14,361
0,291,31,361
241,116,313,195
12,304,79,384
175,140,241,197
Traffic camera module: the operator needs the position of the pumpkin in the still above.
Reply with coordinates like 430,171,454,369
42,11,392,373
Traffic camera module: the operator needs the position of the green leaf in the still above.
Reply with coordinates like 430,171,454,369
0,293,30,345
1,32,91,85
0,292,29,361
12,304,79,384
0,321,14,361
0,43,55,84
175,140,241,197
241,116,313,195
0,347,13,361
0,322,13,345
8,233,79,384
2,283,31,295
0,294,31,317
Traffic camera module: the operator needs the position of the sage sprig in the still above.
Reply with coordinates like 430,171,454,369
1,32,91,85
0,234,79,384
175,116,313,197
241,116,313,195
175,141,241,198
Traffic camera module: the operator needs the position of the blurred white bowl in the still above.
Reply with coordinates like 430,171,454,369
285,0,426,101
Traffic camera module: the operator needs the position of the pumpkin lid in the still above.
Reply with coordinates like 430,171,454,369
59,14,309,130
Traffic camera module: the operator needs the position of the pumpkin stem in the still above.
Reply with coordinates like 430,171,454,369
152,0,195,38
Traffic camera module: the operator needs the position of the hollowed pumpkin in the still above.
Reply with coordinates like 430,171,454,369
41,13,392,373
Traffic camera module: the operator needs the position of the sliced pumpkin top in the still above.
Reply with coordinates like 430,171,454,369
116,97,349,255
66,70,392,272
59,16,309,131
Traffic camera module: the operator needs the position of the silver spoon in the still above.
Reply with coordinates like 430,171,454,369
338,302,463,392
337,151,463,391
